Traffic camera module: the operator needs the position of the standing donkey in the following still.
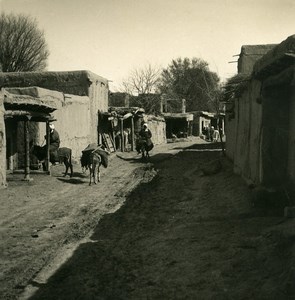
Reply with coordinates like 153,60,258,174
81,144,110,185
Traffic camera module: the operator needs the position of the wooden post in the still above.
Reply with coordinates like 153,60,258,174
182,99,186,113
23,117,33,181
98,133,102,145
111,120,116,151
131,117,135,151
217,116,226,156
120,119,124,152
45,121,50,172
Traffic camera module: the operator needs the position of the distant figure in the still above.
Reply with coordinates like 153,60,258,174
171,133,177,141
202,125,208,140
213,129,220,142
115,128,130,152
209,126,215,142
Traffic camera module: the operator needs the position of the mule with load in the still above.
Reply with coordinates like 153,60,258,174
80,144,109,185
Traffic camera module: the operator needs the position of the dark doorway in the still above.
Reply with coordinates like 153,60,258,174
261,85,291,187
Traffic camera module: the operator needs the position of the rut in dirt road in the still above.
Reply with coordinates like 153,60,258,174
24,150,295,300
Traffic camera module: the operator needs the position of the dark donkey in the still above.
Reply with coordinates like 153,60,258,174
81,144,109,185
31,144,73,177
136,137,154,160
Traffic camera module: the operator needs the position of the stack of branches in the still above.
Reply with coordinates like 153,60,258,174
222,73,251,103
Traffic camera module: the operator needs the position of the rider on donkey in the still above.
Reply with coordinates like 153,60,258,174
45,122,60,164
136,122,153,154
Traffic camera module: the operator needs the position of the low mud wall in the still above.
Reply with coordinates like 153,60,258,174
143,115,166,145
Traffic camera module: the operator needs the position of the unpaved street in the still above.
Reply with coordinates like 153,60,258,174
1,138,295,299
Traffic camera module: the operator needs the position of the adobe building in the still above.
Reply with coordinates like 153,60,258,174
0,70,109,144
237,44,276,74
225,34,295,198
0,70,109,187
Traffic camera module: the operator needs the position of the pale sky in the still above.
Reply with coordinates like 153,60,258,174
0,0,294,91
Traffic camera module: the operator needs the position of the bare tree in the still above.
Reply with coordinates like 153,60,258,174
122,63,162,95
121,63,162,114
0,13,49,72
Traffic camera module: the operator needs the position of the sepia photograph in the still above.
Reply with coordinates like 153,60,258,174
0,0,294,299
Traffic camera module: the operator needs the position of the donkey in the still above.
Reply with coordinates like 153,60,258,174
136,138,154,160
31,144,73,177
81,145,109,185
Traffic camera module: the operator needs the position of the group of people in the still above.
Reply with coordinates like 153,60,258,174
202,125,220,143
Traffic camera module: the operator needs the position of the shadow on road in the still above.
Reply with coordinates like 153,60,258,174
23,146,291,300
117,152,175,164
56,177,85,185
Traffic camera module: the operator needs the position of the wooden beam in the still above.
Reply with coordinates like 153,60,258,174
45,121,50,172
4,109,53,122
23,118,33,181
120,119,124,152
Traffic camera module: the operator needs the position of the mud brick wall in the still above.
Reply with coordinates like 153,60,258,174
143,115,166,145
34,94,93,161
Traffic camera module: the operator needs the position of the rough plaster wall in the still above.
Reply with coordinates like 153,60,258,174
231,82,262,184
52,96,92,161
225,80,262,185
224,111,237,162
144,115,167,145
0,92,6,188
234,91,251,178
38,95,92,161
247,80,263,184
88,81,109,142
239,56,260,74
288,87,295,182
149,121,166,145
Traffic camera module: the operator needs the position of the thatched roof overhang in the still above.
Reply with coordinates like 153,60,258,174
162,113,194,121
4,110,55,122
198,111,225,119
145,115,165,122
107,106,145,119
4,94,58,113
3,88,59,121
253,35,295,80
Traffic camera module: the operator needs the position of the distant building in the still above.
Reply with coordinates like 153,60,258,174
109,92,130,107
191,111,225,137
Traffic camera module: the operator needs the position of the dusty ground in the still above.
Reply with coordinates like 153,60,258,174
1,137,295,300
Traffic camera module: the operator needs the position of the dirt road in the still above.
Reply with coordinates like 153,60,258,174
1,137,295,299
